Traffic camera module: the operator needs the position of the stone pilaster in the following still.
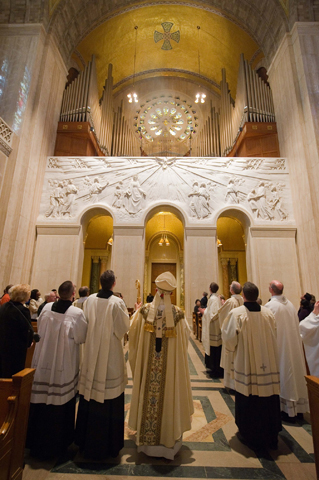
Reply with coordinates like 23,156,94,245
268,22,319,295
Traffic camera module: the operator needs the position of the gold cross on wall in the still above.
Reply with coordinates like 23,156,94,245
154,22,180,50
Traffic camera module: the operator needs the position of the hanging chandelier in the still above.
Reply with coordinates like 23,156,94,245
107,234,113,246
158,215,170,246
195,92,206,104
158,233,170,246
194,26,206,104
127,26,139,103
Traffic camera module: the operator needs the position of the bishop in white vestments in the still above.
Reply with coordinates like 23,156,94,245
218,281,244,389
265,280,309,419
128,272,194,460
300,301,319,377
75,270,130,459
200,282,222,377
222,282,282,449
27,281,88,458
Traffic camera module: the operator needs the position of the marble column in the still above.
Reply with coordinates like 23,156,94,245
90,256,100,294
111,226,145,309
143,253,149,303
179,252,185,309
268,22,319,296
184,227,218,323
99,255,109,277
229,258,238,283
221,258,230,299
248,227,300,308
31,225,81,294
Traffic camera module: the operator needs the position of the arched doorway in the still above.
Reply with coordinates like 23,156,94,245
216,210,249,298
81,210,113,294
144,209,184,307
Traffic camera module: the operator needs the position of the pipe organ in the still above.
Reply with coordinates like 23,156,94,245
59,57,140,156
218,54,276,156
192,104,221,157
58,53,276,158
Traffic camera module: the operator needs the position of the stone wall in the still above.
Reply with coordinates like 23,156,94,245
0,25,67,287
268,22,319,296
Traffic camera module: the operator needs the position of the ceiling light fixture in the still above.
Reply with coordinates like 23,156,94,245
158,215,170,246
195,26,206,104
127,26,139,104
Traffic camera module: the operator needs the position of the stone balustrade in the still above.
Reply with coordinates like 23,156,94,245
0,116,13,157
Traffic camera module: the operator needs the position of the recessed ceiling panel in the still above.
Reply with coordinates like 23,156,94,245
76,4,261,97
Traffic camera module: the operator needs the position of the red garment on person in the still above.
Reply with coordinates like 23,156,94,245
0,293,10,305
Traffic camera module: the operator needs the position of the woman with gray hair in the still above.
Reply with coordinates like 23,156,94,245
0,284,34,377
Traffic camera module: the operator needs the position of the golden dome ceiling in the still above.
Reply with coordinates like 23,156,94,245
74,4,263,98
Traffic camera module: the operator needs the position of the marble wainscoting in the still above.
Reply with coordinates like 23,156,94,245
23,335,316,480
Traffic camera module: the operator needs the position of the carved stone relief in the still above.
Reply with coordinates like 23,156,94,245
39,157,294,225
247,181,287,221
124,175,146,214
188,182,212,219
46,179,78,218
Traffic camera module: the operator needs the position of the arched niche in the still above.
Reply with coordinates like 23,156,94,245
79,207,113,293
144,207,184,307
216,208,251,298
143,203,186,228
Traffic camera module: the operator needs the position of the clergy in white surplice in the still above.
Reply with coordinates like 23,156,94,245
222,282,282,449
200,282,223,377
128,272,194,460
265,280,309,419
218,281,244,389
27,281,88,458
300,301,319,377
75,270,130,460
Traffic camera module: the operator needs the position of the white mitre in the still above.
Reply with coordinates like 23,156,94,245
147,271,177,336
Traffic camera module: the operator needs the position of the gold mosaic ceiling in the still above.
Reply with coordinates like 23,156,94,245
75,4,263,97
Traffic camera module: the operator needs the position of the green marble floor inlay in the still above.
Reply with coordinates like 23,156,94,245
188,352,197,375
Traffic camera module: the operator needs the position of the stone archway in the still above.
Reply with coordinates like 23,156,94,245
216,214,248,298
144,206,185,307
216,207,252,298
79,206,113,293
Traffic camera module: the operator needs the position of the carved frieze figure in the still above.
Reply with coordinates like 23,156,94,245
83,177,109,202
124,176,146,214
268,186,288,220
188,182,200,218
247,188,259,217
198,183,211,218
155,157,177,170
46,180,60,218
248,182,274,220
61,179,78,217
112,182,124,209
188,182,211,219
225,179,239,203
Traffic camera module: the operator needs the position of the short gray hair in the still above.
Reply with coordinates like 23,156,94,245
231,281,242,294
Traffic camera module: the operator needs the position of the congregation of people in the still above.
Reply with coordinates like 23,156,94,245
0,273,318,460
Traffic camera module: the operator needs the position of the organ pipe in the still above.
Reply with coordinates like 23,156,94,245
218,54,276,156
59,59,139,156
59,52,276,158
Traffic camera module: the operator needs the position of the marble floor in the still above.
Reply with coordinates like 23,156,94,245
23,335,316,480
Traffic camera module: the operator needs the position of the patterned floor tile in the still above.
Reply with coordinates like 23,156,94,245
24,334,315,480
